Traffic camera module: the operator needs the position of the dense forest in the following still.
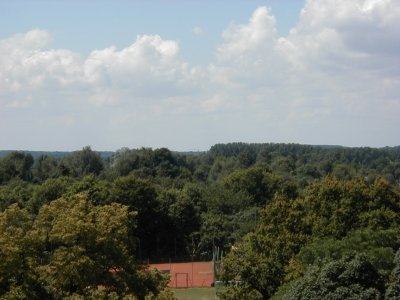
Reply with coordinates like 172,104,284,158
1,143,400,299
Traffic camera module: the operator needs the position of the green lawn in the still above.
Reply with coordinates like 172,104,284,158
172,288,216,300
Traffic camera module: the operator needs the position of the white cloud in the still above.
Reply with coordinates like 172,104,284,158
83,35,193,104
204,0,400,147
0,31,198,109
217,7,277,60
281,0,400,119
1,0,400,150
0,28,52,51
0,30,85,110
288,0,400,71
208,6,289,104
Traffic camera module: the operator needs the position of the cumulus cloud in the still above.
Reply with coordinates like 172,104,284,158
208,6,289,106
83,35,195,105
287,0,400,72
217,7,277,59
203,0,400,148
0,29,85,110
0,31,197,109
281,0,400,120
1,0,400,150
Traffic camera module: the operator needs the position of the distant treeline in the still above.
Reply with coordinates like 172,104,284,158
0,149,114,159
1,143,400,185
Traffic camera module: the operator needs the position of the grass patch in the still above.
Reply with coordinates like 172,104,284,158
172,288,216,300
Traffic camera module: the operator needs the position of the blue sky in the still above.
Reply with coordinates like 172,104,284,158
0,1,304,63
1,0,399,151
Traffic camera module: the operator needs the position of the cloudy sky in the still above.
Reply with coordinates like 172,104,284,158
1,0,399,151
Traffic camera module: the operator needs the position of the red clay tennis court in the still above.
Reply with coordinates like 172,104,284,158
149,261,214,288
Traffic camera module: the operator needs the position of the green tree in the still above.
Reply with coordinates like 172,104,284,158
27,177,74,214
68,175,112,205
223,165,283,206
0,180,34,212
220,195,308,300
198,185,256,257
302,177,400,238
60,146,104,177
282,255,384,300
153,148,180,178
0,204,47,298
290,228,399,282
385,249,400,300
110,147,140,177
31,155,59,183
0,152,34,183
111,176,160,260
31,193,166,299
157,188,201,259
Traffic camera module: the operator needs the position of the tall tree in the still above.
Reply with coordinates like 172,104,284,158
61,146,103,177
111,176,160,260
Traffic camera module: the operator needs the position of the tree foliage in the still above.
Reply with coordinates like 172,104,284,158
220,177,400,299
282,255,384,300
385,249,400,300
1,143,400,298
0,194,167,299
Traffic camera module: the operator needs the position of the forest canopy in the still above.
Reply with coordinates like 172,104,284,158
1,143,400,299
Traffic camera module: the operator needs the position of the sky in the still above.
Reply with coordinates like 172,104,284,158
1,0,399,151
